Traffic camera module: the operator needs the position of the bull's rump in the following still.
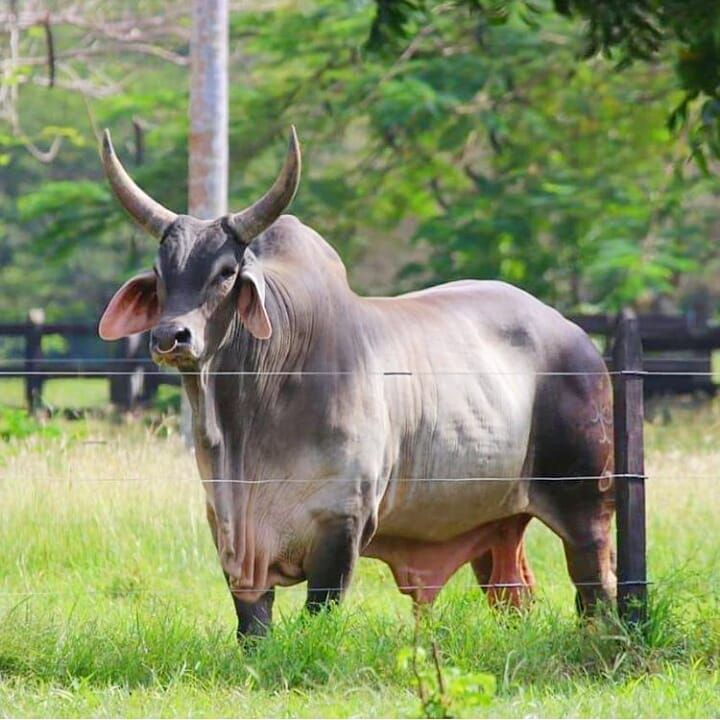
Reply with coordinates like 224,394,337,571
365,279,594,542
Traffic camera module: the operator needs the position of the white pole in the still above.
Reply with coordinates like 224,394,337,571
183,0,229,445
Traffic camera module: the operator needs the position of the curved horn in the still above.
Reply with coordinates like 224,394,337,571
228,126,301,242
101,129,177,239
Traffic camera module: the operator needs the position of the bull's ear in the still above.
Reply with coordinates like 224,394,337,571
98,271,161,340
237,252,272,340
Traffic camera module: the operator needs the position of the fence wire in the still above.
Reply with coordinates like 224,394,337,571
2,356,718,364
1,369,718,377
1,363,716,604
1,473,641,484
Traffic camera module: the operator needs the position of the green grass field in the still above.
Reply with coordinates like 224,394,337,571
0,378,181,413
0,398,719,717
0,378,111,410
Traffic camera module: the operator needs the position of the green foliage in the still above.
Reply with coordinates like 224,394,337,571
0,407,61,441
149,385,182,417
397,641,496,717
1,0,719,326
368,0,720,163
357,8,718,309
18,181,108,221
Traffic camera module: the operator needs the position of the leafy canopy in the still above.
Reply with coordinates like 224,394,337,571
0,0,718,332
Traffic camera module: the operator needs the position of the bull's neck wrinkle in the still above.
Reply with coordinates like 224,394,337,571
230,269,367,376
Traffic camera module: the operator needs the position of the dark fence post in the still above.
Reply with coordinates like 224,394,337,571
142,331,161,404
24,308,45,414
109,334,144,411
612,308,648,626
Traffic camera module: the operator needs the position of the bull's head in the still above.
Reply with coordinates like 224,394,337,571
98,128,301,368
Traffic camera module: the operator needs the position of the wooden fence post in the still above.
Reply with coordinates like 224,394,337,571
612,308,648,626
109,333,144,411
24,308,45,414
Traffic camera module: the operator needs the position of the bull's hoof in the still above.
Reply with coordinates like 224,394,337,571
574,590,617,620
236,621,270,645
486,584,534,612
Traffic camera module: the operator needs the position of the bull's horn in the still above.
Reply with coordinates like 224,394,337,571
228,126,301,242
101,129,177,239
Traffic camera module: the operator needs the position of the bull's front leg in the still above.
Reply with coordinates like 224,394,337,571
206,502,275,638
230,586,275,640
303,515,360,613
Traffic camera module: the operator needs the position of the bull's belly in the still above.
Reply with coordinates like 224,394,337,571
366,478,531,603
363,514,529,603
365,420,533,603
377,347,536,541
376,476,530,541
376,415,532,542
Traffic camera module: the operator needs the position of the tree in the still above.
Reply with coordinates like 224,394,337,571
189,0,228,222
1,0,718,335
0,0,190,332
367,0,720,167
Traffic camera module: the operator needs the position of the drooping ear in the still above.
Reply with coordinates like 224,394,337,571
237,251,272,340
98,271,162,340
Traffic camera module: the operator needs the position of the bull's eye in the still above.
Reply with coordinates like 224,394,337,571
217,266,237,283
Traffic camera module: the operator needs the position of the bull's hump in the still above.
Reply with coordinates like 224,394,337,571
254,215,338,260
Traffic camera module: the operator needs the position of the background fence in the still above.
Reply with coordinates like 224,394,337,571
0,308,180,413
1,307,718,413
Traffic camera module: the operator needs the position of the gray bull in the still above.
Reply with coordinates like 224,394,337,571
98,128,615,637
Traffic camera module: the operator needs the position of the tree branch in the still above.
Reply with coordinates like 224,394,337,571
42,13,55,88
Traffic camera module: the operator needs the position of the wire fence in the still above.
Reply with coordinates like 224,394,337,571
1,355,718,363
1,361,718,607
0,367,717,373
1,473,639,484
5,476,720,484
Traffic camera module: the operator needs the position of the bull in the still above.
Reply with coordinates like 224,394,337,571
98,127,615,637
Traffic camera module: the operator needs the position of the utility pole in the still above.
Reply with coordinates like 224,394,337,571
183,0,229,444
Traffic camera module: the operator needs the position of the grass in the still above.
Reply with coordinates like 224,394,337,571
0,378,110,410
0,378,181,413
0,397,719,717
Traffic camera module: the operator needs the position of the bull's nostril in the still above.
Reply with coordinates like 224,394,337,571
175,328,192,345
152,324,192,354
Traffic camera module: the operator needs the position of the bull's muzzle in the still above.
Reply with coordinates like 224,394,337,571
150,323,198,367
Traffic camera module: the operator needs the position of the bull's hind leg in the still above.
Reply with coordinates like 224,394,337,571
537,470,615,614
529,367,616,614
534,488,616,613
471,514,535,609
562,506,614,614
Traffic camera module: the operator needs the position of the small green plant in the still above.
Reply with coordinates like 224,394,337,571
0,407,62,442
397,609,496,718
105,572,144,600
151,386,182,415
